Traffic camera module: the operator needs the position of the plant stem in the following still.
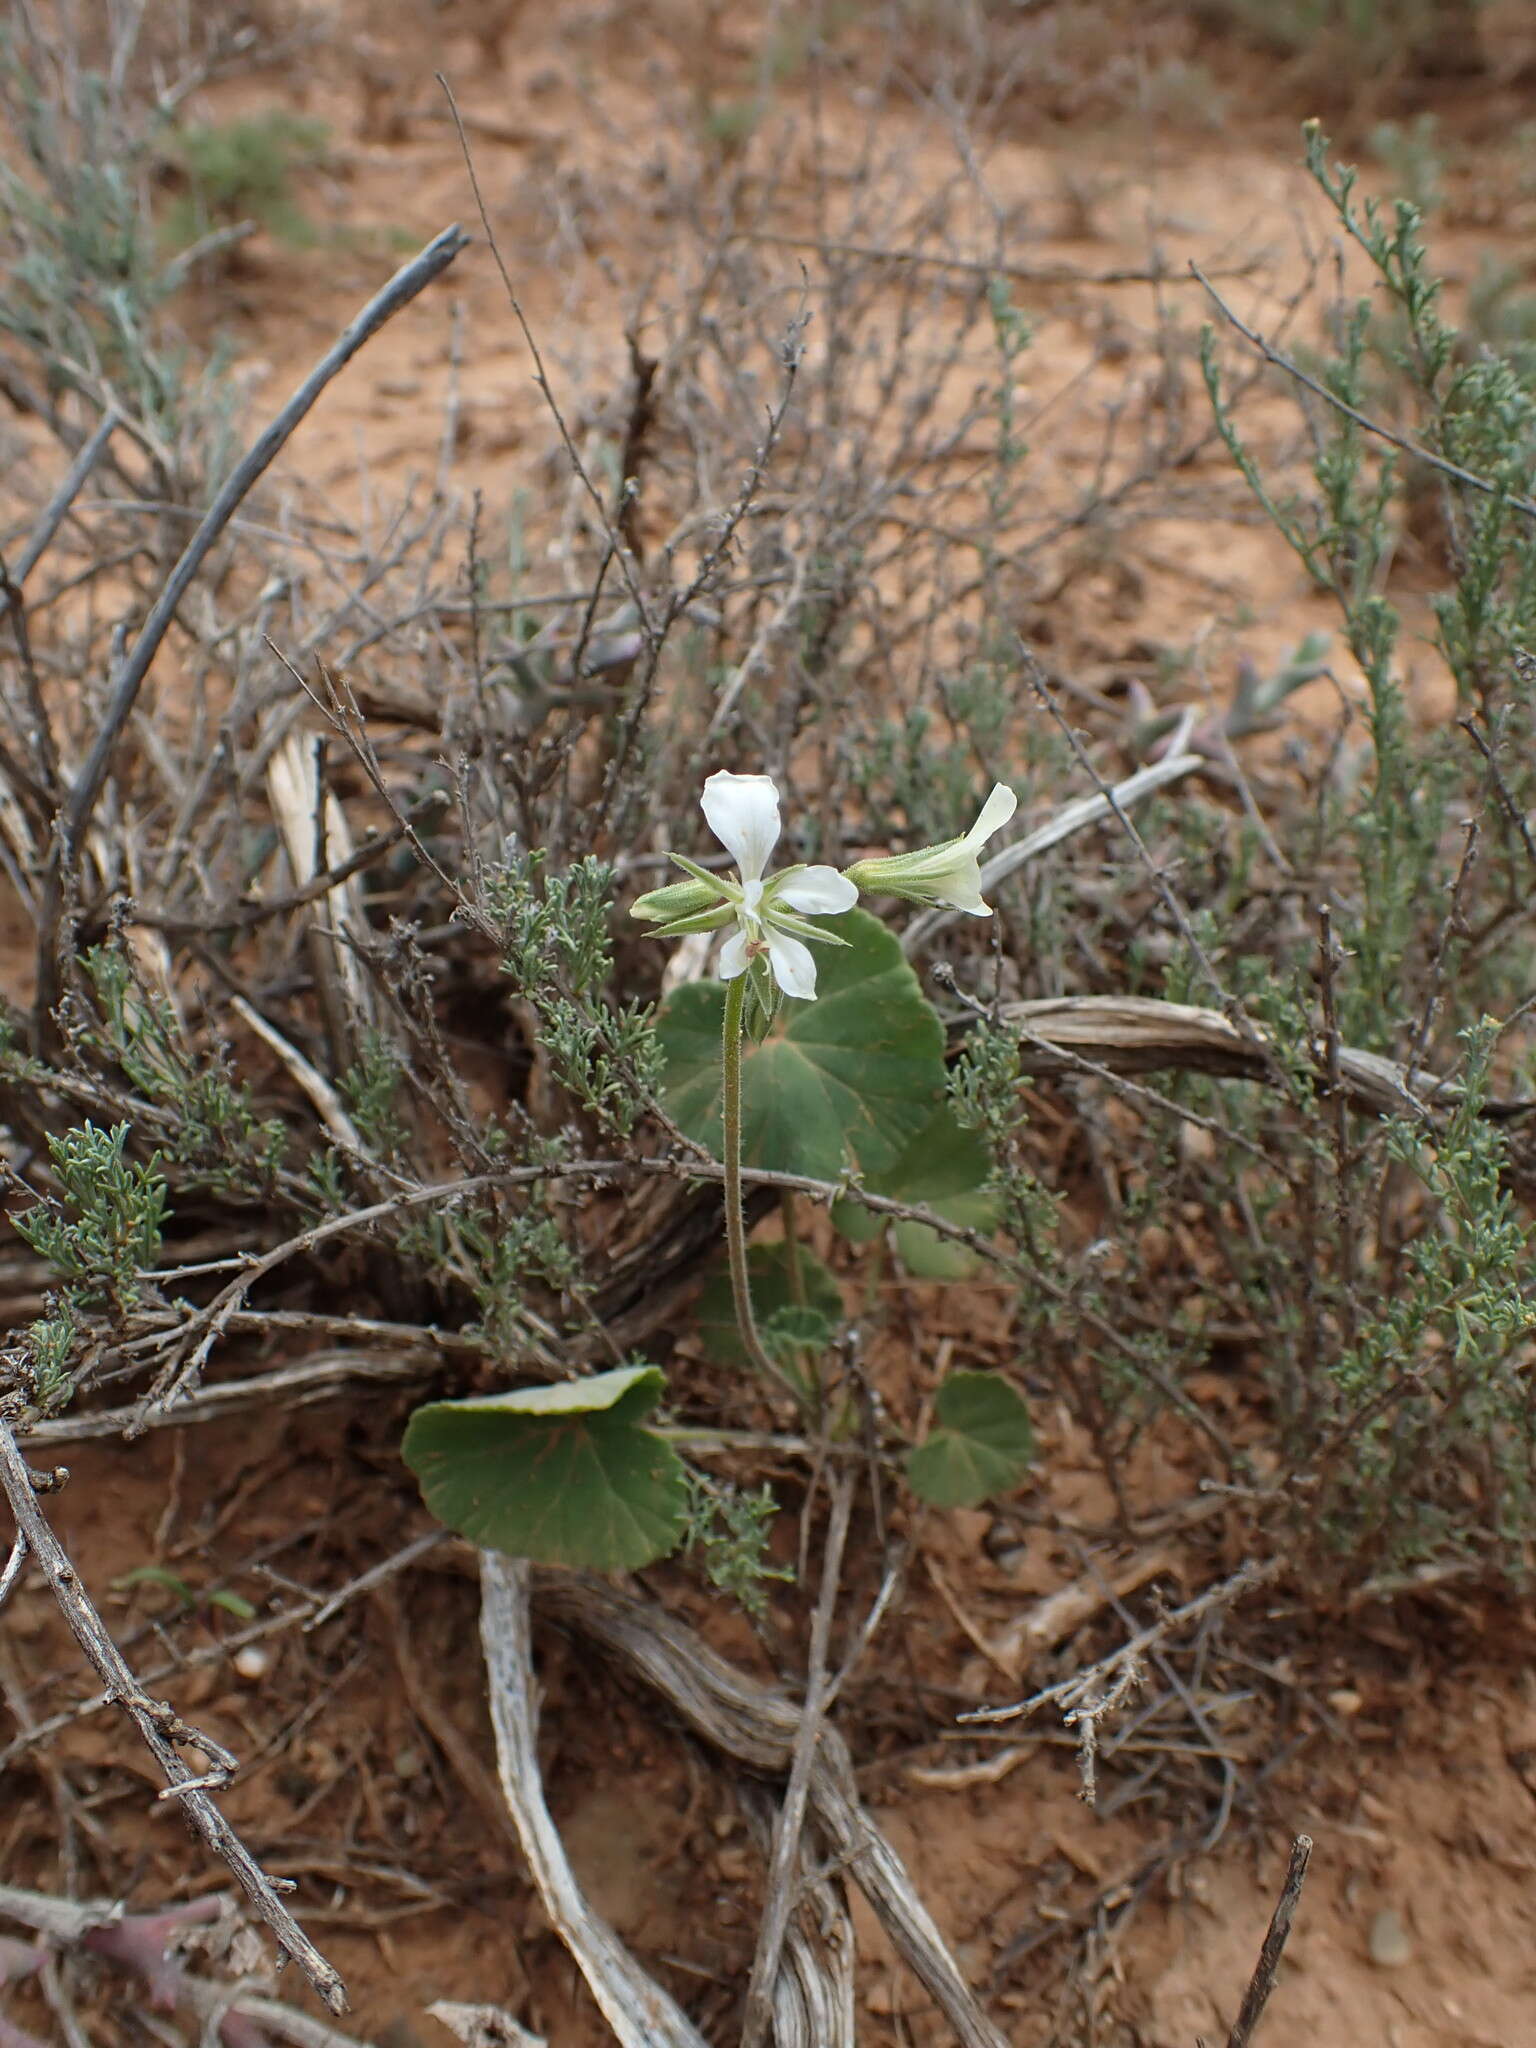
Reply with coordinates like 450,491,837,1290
721,973,794,1391
780,1190,805,1306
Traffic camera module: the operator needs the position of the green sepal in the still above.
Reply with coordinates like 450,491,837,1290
632,875,724,925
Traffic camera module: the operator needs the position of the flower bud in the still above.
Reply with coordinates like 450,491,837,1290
630,876,723,925
844,784,1017,916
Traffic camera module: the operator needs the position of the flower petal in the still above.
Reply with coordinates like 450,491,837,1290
775,865,858,915
717,926,752,979
936,857,990,914
701,771,781,882
960,782,1018,853
765,929,818,999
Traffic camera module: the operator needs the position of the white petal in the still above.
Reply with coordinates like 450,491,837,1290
960,782,1018,853
776,865,858,915
765,929,818,999
701,771,781,882
935,855,990,913
717,926,751,979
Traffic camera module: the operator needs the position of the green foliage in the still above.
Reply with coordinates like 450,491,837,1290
1318,1024,1536,1559
20,1299,80,1409
1202,0,1471,76
696,1243,843,1368
658,909,945,1179
81,948,288,1195
15,1122,166,1312
397,1194,582,1361
112,1565,256,1621
906,1372,1036,1509
163,112,329,252
1183,120,1536,1572
1368,113,1445,217
341,1031,410,1160
833,1104,998,1278
483,851,660,1137
0,22,243,495
681,1472,794,1617
403,1365,690,1571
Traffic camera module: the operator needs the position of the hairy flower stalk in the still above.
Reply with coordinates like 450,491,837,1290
634,770,857,1394
719,970,796,1393
634,769,1013,1398
843,782,1018,914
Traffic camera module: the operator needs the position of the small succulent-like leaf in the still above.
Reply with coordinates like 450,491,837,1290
905,1371,1035,1509
403,1364,688,1571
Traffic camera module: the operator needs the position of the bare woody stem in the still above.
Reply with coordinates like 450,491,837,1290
721,973,793,1391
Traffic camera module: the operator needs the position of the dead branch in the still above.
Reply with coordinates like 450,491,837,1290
740,230,1260,290
0,1419,348,2014
31,222,471,1046
0,1884,380,2048
477,1552,711,2048
994,994,1536,1125
738,1785,857,2048
18,1351,441,1446
1223,1835,1313,2048
741,1473,853,2048
962,1558,1279,1737
531,1568,1010,2048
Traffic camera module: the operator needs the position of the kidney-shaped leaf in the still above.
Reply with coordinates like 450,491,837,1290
905,1371,1035,1509
833,1103,998,1278
403,1364,687,1571
657,909,945,1182
696,1242,843,1367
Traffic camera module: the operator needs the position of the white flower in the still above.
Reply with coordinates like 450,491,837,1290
843,783,1017,914
632,770,857,999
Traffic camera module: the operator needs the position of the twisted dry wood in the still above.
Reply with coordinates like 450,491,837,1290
478,1553,711,2048
0,1422,347,2014
531,1569,1009,2048
1002,994,1535,1124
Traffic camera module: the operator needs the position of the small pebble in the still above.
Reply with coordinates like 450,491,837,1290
1369,1906,1414,1969
233,1646,270,1682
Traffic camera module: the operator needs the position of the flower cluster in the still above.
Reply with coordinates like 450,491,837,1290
632,770,1017,1000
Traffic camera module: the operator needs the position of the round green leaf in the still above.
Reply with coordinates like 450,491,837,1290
905,1371,1035,1509
696,1242,843,1367
832,1104,998,1278
657,909,946,1181
403,1365,688,1571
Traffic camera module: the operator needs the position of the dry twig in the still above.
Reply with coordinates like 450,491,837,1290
1220,1835,1313,2048
31,223,471,1043
741,1474,853,2048
0,1420,347,2014
532,1569,1009,2048
477,1552,710,2048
